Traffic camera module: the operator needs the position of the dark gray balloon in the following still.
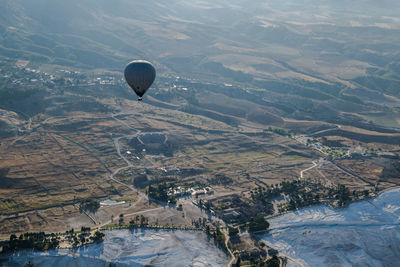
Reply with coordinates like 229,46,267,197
124,60,156,101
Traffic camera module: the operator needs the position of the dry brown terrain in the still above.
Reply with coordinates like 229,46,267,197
0,93,399,238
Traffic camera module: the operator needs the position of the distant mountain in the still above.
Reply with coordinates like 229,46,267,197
0,0,399,127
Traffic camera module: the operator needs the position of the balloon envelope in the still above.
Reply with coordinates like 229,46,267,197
124,60,156,99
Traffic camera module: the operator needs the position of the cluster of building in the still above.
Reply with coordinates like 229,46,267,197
167,186,214,198
295,135,351,158
1,59,125,89
93,76,116,85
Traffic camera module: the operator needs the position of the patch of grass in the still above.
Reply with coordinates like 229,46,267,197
363,114,400,128
114,197,136,203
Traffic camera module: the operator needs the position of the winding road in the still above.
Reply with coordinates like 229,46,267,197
108,114,148,205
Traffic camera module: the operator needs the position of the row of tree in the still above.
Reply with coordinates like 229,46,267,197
2,232,58,253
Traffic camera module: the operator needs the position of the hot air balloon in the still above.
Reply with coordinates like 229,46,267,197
124,60,156,101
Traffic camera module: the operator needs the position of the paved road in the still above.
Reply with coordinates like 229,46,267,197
300,160,318,179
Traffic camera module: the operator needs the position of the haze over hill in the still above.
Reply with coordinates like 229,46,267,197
1,0,400,127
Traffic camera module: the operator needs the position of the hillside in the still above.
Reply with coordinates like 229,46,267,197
0,0,399,128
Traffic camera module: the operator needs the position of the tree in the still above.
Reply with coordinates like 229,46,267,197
228,227,239,237
265,255,280,267
119,214,124,225
140,215,146,226
92,231,105,243
79,198,100,212
81,226,90,232
205,225,211,235
336,184,350,206
168,195,177,204
248,216,270,232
